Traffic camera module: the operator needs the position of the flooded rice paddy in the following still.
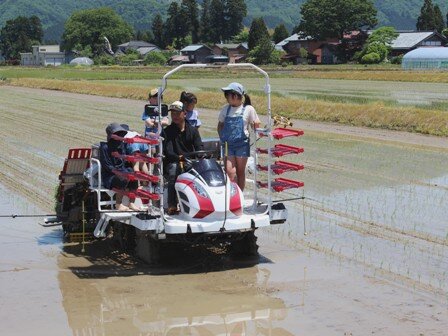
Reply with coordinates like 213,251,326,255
253,126,448,295
99,77,448,108
0,86,447,335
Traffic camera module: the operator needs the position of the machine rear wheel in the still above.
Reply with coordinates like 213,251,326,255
111,221,136,252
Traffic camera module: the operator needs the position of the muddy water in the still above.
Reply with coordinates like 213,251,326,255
258,131,448,294
1,86,448,335
56,235,448,336
0,185,71,335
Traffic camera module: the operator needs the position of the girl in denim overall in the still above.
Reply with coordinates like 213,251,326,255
217,82,260,191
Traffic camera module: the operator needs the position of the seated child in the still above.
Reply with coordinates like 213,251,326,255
100,123,140,211
143,88,170,137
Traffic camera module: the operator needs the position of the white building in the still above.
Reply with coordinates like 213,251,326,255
20,45,66,66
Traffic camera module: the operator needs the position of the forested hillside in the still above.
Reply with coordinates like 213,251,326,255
0,0,447,41
0,0,172,41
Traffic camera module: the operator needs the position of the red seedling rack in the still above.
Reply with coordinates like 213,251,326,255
112,188,160,201
271,128,304,140
257,178,304,192
256,124,304,203
112,169,160,183
257,161,304,175
258,127,304,140
112,152,160,164
136,189,160,201
111,134,159,145
256,144,304,157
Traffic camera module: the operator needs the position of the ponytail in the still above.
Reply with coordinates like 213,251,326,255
180,91,197,105
243,93,251,107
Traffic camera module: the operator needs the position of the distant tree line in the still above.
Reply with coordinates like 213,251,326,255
0,16,43,60
416,0,448,37
150,0,247,49
2,0,448,65
416,0,446,34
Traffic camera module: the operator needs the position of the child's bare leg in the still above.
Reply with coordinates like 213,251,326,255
128,198,140,211
140,162,149,174
133,161,140,172
115,194,129,211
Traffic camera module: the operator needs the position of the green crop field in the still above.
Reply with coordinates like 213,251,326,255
2,65,448,136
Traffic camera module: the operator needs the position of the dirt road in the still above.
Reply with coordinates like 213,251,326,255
0,86,447,335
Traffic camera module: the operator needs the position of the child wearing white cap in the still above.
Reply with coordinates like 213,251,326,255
217,82,260,191
142,88,170,137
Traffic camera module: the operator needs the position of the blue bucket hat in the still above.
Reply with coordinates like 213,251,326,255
221,82,245,96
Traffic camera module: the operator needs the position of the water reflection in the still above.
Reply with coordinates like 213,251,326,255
58,243,291,336
37,228,64,246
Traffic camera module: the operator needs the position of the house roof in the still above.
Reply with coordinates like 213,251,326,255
215,43,248,50
215,43,239,49
118,40,157,49
137,46,160,55
391,32,440,49
276,33,313,50
181,44,211,52
169,55,190,62
403,47,448,59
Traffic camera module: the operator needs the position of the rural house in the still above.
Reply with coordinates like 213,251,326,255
276,33,338,64
180,44,212,64
20,45,68,66
277,31,367,65
389,31,447,57
212,43,248,63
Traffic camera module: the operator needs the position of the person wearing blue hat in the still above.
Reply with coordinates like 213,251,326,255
217,82,260,191
100,123,139,211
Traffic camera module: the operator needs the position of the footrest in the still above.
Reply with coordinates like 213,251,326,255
111,134,159,145
112,152,160,164
257,144,304,157
94,212,136,238
257,161,304,175
257,178,304,192
259,128,304,140
112,170,160,183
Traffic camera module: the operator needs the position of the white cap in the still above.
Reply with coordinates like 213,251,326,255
168,100,183,112
221,82,245,95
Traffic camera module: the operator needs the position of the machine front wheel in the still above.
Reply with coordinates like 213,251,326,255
135,229,160,264
230,230,259,257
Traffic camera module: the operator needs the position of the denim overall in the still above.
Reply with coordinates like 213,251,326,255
220,105,250,157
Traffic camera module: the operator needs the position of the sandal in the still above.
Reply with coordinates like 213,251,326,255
167,207,179,215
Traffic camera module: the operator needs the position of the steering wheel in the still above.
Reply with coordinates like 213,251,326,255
182,149,217,160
